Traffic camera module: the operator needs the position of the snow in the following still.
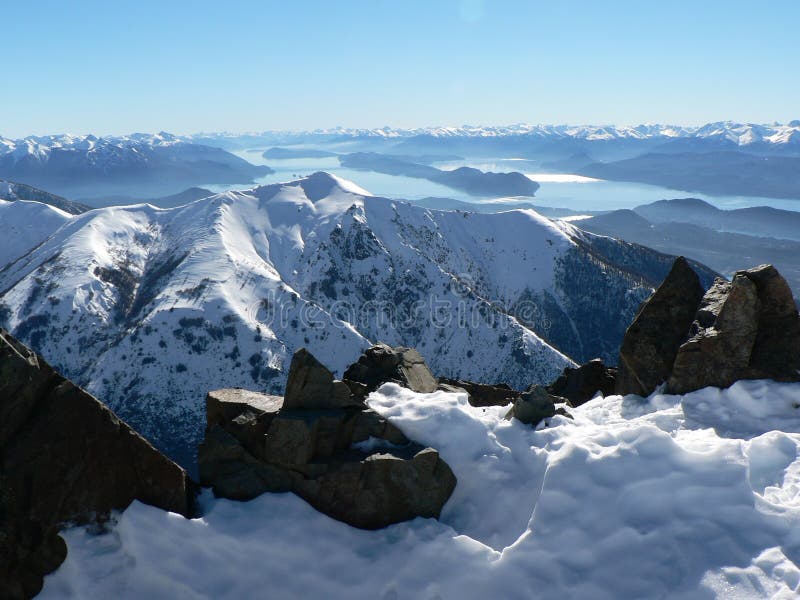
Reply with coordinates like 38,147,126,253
0,199,71,268
42,379,800,599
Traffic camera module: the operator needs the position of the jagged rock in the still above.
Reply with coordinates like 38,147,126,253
741,265,800,381
547,359,617,407
438,377,520,407
343,343,438,394
0,329,192,599
668,265,800,394
616,257,705,396
284,348,362,409
200,348,456,529
505,385,569,426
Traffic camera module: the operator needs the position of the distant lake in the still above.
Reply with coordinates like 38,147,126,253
208,151,800,214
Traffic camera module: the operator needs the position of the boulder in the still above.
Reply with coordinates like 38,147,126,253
667,265,800,394
284,348,362,409
616,256,705,396
200,348,456,529
505,385,570,427
547,359,617,407
740,265,800,381
0,329,193,599
343,343,438,394
438,377,520,407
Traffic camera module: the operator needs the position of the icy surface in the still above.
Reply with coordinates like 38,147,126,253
43,380,800,599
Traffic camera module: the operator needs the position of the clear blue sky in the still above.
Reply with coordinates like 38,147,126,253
2,0,799,137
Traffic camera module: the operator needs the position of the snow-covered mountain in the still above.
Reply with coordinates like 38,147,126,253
0,132,272,200
0,173,706,468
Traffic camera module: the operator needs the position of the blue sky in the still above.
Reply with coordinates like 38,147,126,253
2,0,798,137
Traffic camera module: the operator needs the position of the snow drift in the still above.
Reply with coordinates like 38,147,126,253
42,379,800,599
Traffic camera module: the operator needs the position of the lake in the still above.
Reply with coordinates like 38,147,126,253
208,151,800,214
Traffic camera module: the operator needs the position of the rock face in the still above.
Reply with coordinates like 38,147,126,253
505,385,570,427
547,359,617,407
200,348,456,529
343,343,439,395
438,377,520,407
0,330,192,600
667,275,760,394
284,348,362,409
744,264,800,381
616,257,706,396
667,265,800,394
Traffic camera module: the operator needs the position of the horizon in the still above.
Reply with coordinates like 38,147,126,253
2,0,799,138
3,118,800,141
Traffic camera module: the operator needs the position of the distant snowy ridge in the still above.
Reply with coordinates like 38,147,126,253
187,120,800,146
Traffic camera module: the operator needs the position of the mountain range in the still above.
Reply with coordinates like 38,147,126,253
0,172,715,470
0,132,272,201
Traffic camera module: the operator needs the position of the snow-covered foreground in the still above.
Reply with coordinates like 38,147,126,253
43,381,800,599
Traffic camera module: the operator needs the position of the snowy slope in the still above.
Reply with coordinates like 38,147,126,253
0,173,675,467
42,379,800,599
0,199,71,268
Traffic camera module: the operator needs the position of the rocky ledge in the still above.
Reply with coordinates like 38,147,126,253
0,329,193,599
199,345,456,529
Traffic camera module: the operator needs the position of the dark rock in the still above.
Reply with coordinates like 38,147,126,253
547,359,617,407
0,329,192,599
668,275,760,394
200,348,456,529
667,265,800,394
343,343,438,394
505,385,567,427
740,265,800,381
284,348,362,409
616,257,705,396
438,377,520,407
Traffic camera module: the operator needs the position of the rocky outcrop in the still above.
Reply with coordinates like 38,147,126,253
343,343,438,395
438,378,520,407
667,275,760,394
547,359,617,407
615,260,800,397
743,264,800,381
505,385,571,426
616,257,706,396
667,265,800,394
200,348,456,529
0,329,192,600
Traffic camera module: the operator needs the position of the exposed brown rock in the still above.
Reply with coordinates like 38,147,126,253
343,343,438,394
284,348,362,409
0,329,192,599
740,265,800,381
438,377,520,407
667,265,800,394
616,257,705,396
547,359,617,408
505,384,570,426
668,275,760,394
200,348,456,530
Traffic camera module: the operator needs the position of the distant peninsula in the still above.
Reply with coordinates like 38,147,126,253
340,152,539,197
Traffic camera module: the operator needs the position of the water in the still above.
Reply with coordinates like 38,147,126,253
205,151,800,214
